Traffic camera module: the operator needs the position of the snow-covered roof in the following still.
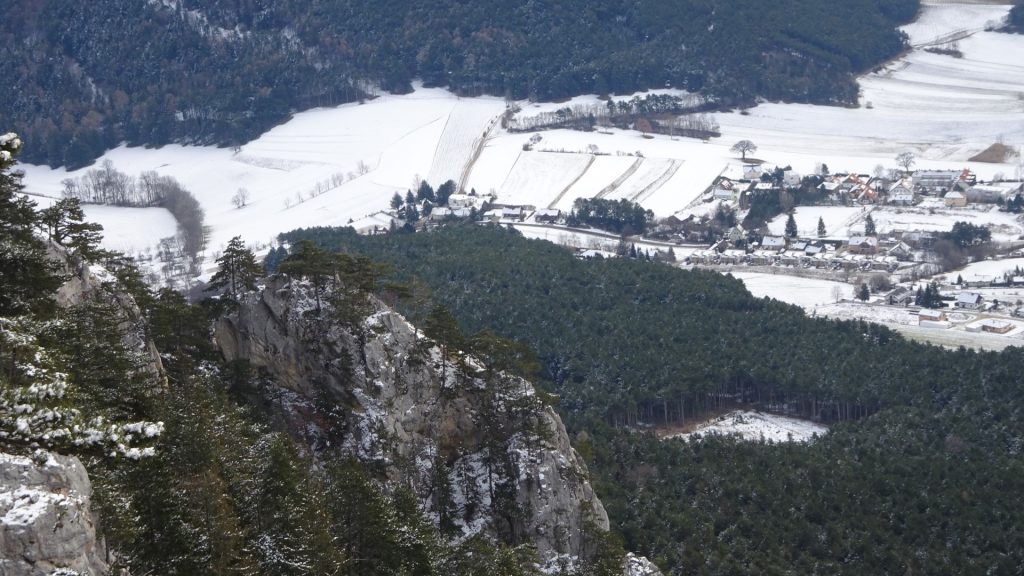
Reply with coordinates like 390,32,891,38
944,191,965,199
957,292,983,304
848,236,878,247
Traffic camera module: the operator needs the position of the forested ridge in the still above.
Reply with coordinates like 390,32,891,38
2,0,917,168
283,224,1024,574
0,138,583,575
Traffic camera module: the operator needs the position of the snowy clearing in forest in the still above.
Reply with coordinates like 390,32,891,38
669,411,827,443
730,272,853,311
81,205,178,254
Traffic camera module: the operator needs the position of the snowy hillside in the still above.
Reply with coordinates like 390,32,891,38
15,2,1024,266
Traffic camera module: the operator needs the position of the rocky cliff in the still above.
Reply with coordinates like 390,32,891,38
52,248,165,384
0,452,107,576
215,275,619,572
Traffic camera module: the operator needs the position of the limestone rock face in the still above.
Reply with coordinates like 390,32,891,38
215,276,609,568
0,452,107,576
52,248,165,384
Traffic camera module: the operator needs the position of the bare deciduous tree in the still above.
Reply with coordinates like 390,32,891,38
896,151,916,174
232,187,250,208
731,139,757,160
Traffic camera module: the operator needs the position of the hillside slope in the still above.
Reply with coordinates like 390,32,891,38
1,0,917,167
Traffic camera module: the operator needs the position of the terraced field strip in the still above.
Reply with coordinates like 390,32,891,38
547,155,596,209
595,158,643,199
630,159,683,204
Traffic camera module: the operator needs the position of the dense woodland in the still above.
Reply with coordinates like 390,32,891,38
283,224,1024,574
2,0,918,167
1009,2,1024,32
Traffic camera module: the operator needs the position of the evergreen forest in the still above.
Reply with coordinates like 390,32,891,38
2,0,917,167
0,138,567,575
282,224,1024,575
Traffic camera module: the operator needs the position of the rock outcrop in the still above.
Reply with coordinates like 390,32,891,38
52,248,165,384
0,451,107,576
215,276,610,570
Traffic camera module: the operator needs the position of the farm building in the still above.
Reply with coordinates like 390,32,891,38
943,191,967,207
917,308,947,323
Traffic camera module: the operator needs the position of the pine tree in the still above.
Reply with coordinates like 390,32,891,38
424,304,465,384
417,181,436,203
857,283,870,301
785,213,798,238
279,240,337,315
207,236,262,300
391,192,404,210
38,197,106,260
436,180,458,205
817,216,827,238
864,213,876,236
0,132,64,316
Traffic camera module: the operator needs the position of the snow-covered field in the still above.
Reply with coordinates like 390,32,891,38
15,2,1024,272
953,257,1024,282
554,155,639,211
669,410,828,443
866,205,1024,240
81,205,178,254
730,272,852,311
767,206,865,238
21,88,507,261
496,152,594,207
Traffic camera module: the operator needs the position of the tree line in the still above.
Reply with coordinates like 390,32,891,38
61,161,207,260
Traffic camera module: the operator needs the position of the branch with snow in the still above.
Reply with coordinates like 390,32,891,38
0,317,162,459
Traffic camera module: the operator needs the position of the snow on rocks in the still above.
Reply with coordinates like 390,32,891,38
624,552,665,576
0,451,107,575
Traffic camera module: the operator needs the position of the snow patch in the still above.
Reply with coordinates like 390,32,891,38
669,410,827,443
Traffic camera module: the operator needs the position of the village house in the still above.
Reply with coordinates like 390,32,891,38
887,286,914,306
447,193,485,210
351,212,404,235
429,207,473,221
968,318,1014,334
742,164,762,181
917,308,947,324
943,190,967,208
846,236,879,255
887,179,915,205
534,208,562,223
900,231,935,249
760,235,787,252
887,240,915,261
502,207,525,221
712,178,737,201
967,182,1024,203
818,180,842,197
955,292,984,309
914,169,973,194
782,170,802,188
